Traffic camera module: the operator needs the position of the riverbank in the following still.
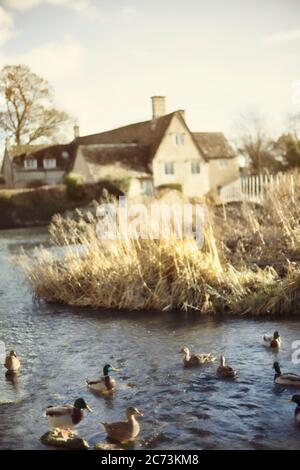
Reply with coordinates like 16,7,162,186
0,182,123,229
18,178,300,316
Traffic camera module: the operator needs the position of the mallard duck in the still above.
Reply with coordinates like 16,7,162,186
263,331,281,348
288,395,300,423
45,398,92,438
86,364,118,395
273,362,300,386
217,355,237,379
101,406,143,443
4,351,20,373
180,347,216,367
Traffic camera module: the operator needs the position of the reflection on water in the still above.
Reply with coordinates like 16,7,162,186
0,227,300,449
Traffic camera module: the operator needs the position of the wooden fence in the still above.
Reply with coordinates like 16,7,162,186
220,173,297,204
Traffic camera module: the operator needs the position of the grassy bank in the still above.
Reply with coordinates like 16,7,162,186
17,176,300,316
0,181,122,229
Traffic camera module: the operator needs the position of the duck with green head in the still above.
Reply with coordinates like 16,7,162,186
45,397,92,438
288,395,300,423
273,362,300,386
86,364,119,395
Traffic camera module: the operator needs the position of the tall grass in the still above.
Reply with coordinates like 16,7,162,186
18,177,300,316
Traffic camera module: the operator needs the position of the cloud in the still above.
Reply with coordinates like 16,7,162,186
264,29,300,46
0,36,85,82
0,6,15,47
3,0,93,14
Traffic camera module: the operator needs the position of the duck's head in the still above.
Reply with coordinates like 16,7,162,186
273,331,280,340
103,364,119,376
9,351,17,357
126,406,143,419
180,347,189,355
289,395,300,406
273,362,281,374
74,398,92,412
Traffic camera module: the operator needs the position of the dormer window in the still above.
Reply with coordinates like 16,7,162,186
174,133,185,145
62,151,69,159
24,159,37,169
43,158,56,169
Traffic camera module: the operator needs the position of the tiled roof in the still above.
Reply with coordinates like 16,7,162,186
192,132,235,159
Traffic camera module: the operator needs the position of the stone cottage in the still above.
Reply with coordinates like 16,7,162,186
1,96,239,197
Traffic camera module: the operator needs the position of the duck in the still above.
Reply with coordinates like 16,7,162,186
263,331,281,349
86,364,119,395
273,362,300,386
45,397,92,438
217,355,237,379
101,406,143,443
180,347,216,367
4,350,20,373
288,395,300,423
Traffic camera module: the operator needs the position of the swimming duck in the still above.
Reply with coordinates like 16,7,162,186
4,351,20,373
217,355,237,379
273,362,300,386
86,364,118,395
180,347,216,367
263,331,281,349
288,395,300,423
101,406,143,443
45,398,92,438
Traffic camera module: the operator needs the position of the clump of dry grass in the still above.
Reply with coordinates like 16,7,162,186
18,203,278,315
18,177,300,316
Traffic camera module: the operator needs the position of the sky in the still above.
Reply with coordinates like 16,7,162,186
0,0,300,146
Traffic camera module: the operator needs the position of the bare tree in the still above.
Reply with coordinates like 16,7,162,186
234,109,280,174
0,64,71,146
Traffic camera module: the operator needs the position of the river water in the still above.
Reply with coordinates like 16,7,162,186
0,227,300,450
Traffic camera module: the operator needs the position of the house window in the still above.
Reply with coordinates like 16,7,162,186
141,179,153,196
43,158,56,169
24,159,37,169
164,161,175,175
174,133,185,145
219,159,229,168
191,161,201,174
62,151,69,159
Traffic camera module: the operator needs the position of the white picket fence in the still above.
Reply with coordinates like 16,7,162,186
220,173,297,204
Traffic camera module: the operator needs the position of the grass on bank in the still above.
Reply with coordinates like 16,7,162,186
18,175,300,316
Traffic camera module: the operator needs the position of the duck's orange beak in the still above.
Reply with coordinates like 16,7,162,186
86,404,93,412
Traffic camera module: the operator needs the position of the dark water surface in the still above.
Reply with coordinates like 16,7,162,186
0,227,300,450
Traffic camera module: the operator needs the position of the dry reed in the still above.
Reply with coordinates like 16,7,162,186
18,178,300,316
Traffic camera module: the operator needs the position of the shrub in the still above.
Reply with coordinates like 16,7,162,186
0,191,12,205
64,173,85,200
156,183,183,193
26,179,46,189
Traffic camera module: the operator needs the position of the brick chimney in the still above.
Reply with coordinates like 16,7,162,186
73,124,80,139
151,96,166,119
